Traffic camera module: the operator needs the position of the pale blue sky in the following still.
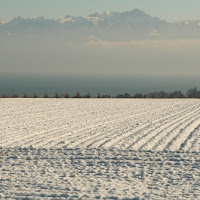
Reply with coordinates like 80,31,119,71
0,0,200,22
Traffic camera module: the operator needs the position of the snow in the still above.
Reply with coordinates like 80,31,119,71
0,19,5,24
102,11,112,17
0,99,200,199
185,20,189,25
59,17,75,23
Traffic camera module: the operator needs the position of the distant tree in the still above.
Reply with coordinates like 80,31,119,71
44,93,49,98
159,91,168,99
75,92,81,98
168,95,173,99
23,93,29,98
97,93,101,98
86,93,91,98
161,94,165,98
170,90,185,98
55,92,60,98
12,94,19,98
2,93,8,98
33,93,38,98
187,87,198,98
124,93,131,98
134,93,143,98
116,94,123,98
108,94,111,98
64,93,70,98
178,91,185,98
151,94,155,99
143,95,146,98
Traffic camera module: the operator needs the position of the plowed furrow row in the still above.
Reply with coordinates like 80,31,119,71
122,105,199,150
188,134,200,152
164,116,200,151
152,109,200,151
1,99,200,152
45,103,171,148
116,104,198,149
138,107,200,151
179,124,200,151
71,104,195,149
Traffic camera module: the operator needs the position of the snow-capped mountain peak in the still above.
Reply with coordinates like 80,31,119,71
59,15,75,23
1,9,200,41
102,11,112,17
9,16,24,24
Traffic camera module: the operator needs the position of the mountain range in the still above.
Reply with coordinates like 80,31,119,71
1,9,200,41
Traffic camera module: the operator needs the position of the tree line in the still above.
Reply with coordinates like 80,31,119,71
1,87,200,99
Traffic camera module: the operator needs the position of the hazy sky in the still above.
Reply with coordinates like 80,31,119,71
0,0,200,91
1,0,200,22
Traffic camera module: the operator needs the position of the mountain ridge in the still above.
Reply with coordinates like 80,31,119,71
1,9,200,41
2,9,197,24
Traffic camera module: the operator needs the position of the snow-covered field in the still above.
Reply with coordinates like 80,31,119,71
0,99,200,199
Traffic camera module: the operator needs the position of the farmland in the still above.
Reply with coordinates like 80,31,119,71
0,99,200,199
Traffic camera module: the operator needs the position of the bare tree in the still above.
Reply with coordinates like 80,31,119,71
23,93,29,98
75,92,81,98
44,93,49,98
86,93,91,98
12,94,19,98
124,93,131,98
2,93,8,98
55,92,60,98
33,93,38,98
64,93,70,98
97,93,101,98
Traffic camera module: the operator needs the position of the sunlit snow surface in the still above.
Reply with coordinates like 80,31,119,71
0,99,200,199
